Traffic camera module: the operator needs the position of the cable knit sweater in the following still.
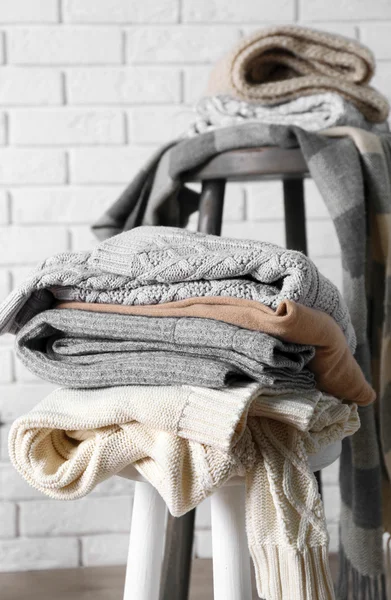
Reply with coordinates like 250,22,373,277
0,226,355,352
9,383,359,600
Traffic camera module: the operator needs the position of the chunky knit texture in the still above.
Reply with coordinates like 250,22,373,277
206,25,389,123
15,308,315,389
188,93,387,136
8,383,359,600
0,226,356,353
57,297,375,406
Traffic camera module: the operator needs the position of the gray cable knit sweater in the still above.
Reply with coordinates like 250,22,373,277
15,308,315,389
0,226,355,352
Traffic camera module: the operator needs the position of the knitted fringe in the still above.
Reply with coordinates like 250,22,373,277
336,546,386,600
250,544,335,600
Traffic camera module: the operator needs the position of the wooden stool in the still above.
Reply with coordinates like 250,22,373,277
119,441,342,600
187,147,309,252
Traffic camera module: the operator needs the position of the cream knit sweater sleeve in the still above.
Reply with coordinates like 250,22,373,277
8,383,260,503
246,394,359,600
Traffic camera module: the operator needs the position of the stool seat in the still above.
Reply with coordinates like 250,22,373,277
118,439,341,483
184,147,309,182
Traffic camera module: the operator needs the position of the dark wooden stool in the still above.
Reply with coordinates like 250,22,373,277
159,146,319,600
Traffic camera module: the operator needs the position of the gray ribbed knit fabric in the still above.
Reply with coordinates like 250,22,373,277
0,226,355,352
15,309,315,389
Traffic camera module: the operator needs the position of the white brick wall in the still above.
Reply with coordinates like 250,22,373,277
8,27,123,65
82,534,130,567
19,497,132,536
63,0,180,24
67,67,181,104
182,0,295,22
0,0,385,573
0,149,66,184
0,68,62,105
9,109,125,145
0,1,58,24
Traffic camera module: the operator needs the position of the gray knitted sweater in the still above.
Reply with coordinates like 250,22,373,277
0,226,355,351
16,309,315,389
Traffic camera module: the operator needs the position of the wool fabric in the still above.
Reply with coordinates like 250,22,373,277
188,93,387,136
57,297,375,406
206,25,389,122
0,226,355,353
15,308,315,390
8,383,360,600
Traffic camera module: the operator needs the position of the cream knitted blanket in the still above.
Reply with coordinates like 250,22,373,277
206,25,389,123
9,383,359,600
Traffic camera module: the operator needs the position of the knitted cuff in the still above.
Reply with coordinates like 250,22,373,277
178,384,259,451
250,544,334,600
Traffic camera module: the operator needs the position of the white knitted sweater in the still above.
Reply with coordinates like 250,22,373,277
9,383,359,600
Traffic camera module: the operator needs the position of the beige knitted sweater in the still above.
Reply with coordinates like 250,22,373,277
9,384,359,600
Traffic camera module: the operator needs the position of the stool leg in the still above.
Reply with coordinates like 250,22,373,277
123,481,167,600
314,470,322,496
197,179,226,235
158,177,227,600
159,508,196,600
283,178,307,254
211,485,253,600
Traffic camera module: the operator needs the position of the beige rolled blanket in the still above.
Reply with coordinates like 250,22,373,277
206,25,389,123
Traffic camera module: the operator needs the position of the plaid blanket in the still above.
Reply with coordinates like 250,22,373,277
92,123,391,599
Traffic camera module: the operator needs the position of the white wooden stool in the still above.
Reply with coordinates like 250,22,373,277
117,440,341,600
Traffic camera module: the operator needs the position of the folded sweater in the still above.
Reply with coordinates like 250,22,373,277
188,93,387,136
206,25,389,123
9,383,360,600
15,309,315,389
58,297,374,406
0,226,355,353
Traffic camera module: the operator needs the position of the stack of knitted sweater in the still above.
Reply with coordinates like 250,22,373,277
2,226,370,600
188,25,389,136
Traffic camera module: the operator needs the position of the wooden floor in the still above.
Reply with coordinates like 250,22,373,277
0,556,339,600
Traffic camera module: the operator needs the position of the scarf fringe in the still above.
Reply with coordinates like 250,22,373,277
336,546,386,600
250,544,335,600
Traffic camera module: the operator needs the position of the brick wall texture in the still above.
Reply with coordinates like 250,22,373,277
0,0,387,571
